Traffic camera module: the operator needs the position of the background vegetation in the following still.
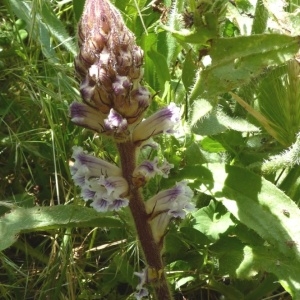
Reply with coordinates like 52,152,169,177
1,0,300,299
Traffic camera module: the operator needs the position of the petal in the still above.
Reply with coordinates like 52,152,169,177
98,176,129,198
134,269,147,290
104,109,128,133
132,103,180,143
90,197,110,212
108,198,129,211
146,181,193,215
133,158,159,181
71,146,122,179
134,288,149,300
69,102,105,132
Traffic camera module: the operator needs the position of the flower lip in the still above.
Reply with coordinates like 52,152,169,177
71,146,122,178
104,109,128,133
132,102,181,143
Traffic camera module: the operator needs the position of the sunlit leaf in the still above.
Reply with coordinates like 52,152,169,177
190,34,300,100
0,205,122,251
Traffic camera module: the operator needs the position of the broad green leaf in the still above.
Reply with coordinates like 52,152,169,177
190,34,300,100
193,200,234,242
164,25,215,44
0,205,122,251
180,227,211,246
197,163,300,297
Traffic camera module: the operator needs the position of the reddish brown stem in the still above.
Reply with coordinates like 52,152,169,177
117,141,173,300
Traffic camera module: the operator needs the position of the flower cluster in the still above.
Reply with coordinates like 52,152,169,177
70,146,129,211
72,0,151,141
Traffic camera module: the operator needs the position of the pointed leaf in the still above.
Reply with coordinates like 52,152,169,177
190,34,300,100
0,205,122,251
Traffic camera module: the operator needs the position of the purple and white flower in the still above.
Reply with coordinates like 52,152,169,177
70,146,129,211
104,108,128,133
132,103,180,143
146,180,195,243
134,269,149,300
69,102,105,133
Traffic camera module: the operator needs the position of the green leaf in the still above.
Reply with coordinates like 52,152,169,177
147,47,171,90
189,98,214,127
41,3,77,56
73,0,85,22
197,163,300,297
192,109,259,136
0,205,122,251
200,137,226,153
182,50,197,91
190,34,300,100
192,200,234,242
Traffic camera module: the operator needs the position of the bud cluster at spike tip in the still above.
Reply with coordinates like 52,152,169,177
72,0,151,141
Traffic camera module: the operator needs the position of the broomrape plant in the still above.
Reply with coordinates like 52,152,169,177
70,0,194,298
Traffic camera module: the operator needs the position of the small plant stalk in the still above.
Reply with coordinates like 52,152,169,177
118,142,173,299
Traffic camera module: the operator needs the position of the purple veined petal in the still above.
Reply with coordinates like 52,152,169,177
145,180,193,215
112,75,131,95
69,102,105,132
70,165,87,186
134,287,149,300
132,103,181,143
184,202,196,212
104,109,128,133
130,86,151,108
71,146,122,178
90,197,111,212
149,212,172,243
81,187,96,201
98,176,129,198
133,158,160,181
108,197,129,211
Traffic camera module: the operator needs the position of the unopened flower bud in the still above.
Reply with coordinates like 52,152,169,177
72,0,151,140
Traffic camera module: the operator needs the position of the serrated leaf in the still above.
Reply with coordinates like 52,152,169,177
192,109,259,136
190,98,214,127
41,3,77,56
0,205,122,251
190,34,300,99
182,50,197,90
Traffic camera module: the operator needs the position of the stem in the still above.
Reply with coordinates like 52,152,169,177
117,141,173,300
